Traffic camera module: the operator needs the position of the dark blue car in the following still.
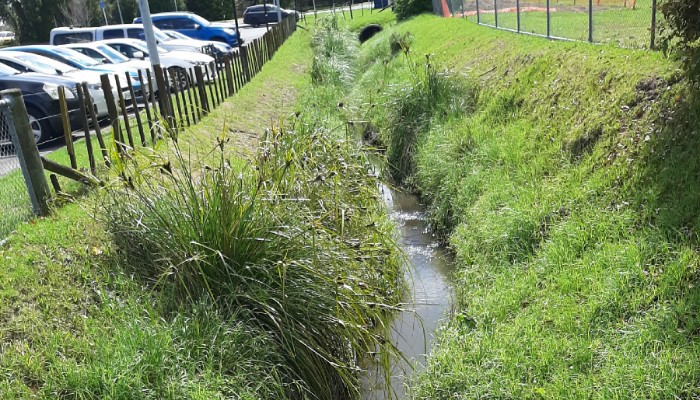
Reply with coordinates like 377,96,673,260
0,62,83,143
134,12,242,47
242,5,299,27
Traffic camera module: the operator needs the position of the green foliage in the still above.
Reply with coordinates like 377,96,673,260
310,16,359,86
105,116,404,397
105,0,184,25
659,0,700,80
389,31,413,54
393,0,433,21
184,0,232,21
0,0,65,43
383,57,476,184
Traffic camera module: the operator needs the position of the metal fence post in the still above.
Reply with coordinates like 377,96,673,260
588,0,593,42
476,0,480,23
516,0,520,32
650,0,657,49
494,0,498,27
1,89,50,216
546,0,551,38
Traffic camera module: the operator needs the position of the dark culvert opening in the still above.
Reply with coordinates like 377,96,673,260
359,24,383,43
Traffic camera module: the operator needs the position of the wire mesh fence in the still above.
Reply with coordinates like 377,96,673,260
0,102,34,239
454,0,657,48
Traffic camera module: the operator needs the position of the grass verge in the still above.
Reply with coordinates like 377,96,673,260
346,14,700,399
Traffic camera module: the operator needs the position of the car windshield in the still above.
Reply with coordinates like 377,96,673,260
153,29,171,42
164,30,190,40
0,62,19,76
189,14,211,27
15,53,76,74
126,40,170,55
96,44,130,63
127,41,150,55
51,47,102,67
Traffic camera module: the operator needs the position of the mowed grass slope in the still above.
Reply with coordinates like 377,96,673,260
349,15,699,399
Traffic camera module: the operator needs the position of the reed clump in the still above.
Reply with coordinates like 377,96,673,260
104,115,404,398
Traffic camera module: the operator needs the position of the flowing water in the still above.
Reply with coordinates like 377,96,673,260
362,185,454,399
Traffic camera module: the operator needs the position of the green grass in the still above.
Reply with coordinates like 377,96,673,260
455,0,656,48
0,167,34,238
0,12,406,399
344,14,700,399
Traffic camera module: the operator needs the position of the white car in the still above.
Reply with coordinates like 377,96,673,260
0,50,126,117
51,24,209,55
100,38,216,90
161,30,234,60
0,31,15,46
62,42,151,80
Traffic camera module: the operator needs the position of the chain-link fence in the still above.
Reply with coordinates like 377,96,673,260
450,0,657,49
0,101,34,239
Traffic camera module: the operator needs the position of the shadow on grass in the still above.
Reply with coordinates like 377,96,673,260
632,83,700,244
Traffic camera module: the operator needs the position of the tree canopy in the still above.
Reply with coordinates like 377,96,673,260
0,0,186,44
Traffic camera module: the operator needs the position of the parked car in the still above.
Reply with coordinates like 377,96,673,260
0,31,15,46
1,45,143,97
242,5,299,27
161,30,234,61
61,41,151,76
0,50,117,118
0,62,84,143
134,12,242,47
100,39,216,90
50,24,208,54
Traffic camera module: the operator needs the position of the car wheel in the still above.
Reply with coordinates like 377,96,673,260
167,67,190,92
25,106,51,144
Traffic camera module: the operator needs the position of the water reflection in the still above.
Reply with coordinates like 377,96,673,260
362,186,454,399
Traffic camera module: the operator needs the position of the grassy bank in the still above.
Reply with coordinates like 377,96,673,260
0,13,404,399
348,14,699,399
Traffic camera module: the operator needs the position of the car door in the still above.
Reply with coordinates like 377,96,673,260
73,47,110,64
0,60,32,73
173,16,203,40
107,43,142,59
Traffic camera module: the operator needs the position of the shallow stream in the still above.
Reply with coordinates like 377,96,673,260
362,185,455,399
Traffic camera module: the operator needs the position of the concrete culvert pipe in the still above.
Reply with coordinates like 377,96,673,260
358,25,383,43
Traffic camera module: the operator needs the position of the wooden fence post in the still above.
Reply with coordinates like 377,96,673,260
215,64,225,103
100,74,123,155
114,76,135,149
146,69,159,119
177,69,191,127
75,83,96,174
137,70,155,145
82,82,109,167
170,68,184,130
125,73,146,147
1,89,50,215
57,86,77,169
188,68,200,123
240,46,251,83
225,55,235,96
154,64,174,128
204,66,217,109
194,66,210,115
